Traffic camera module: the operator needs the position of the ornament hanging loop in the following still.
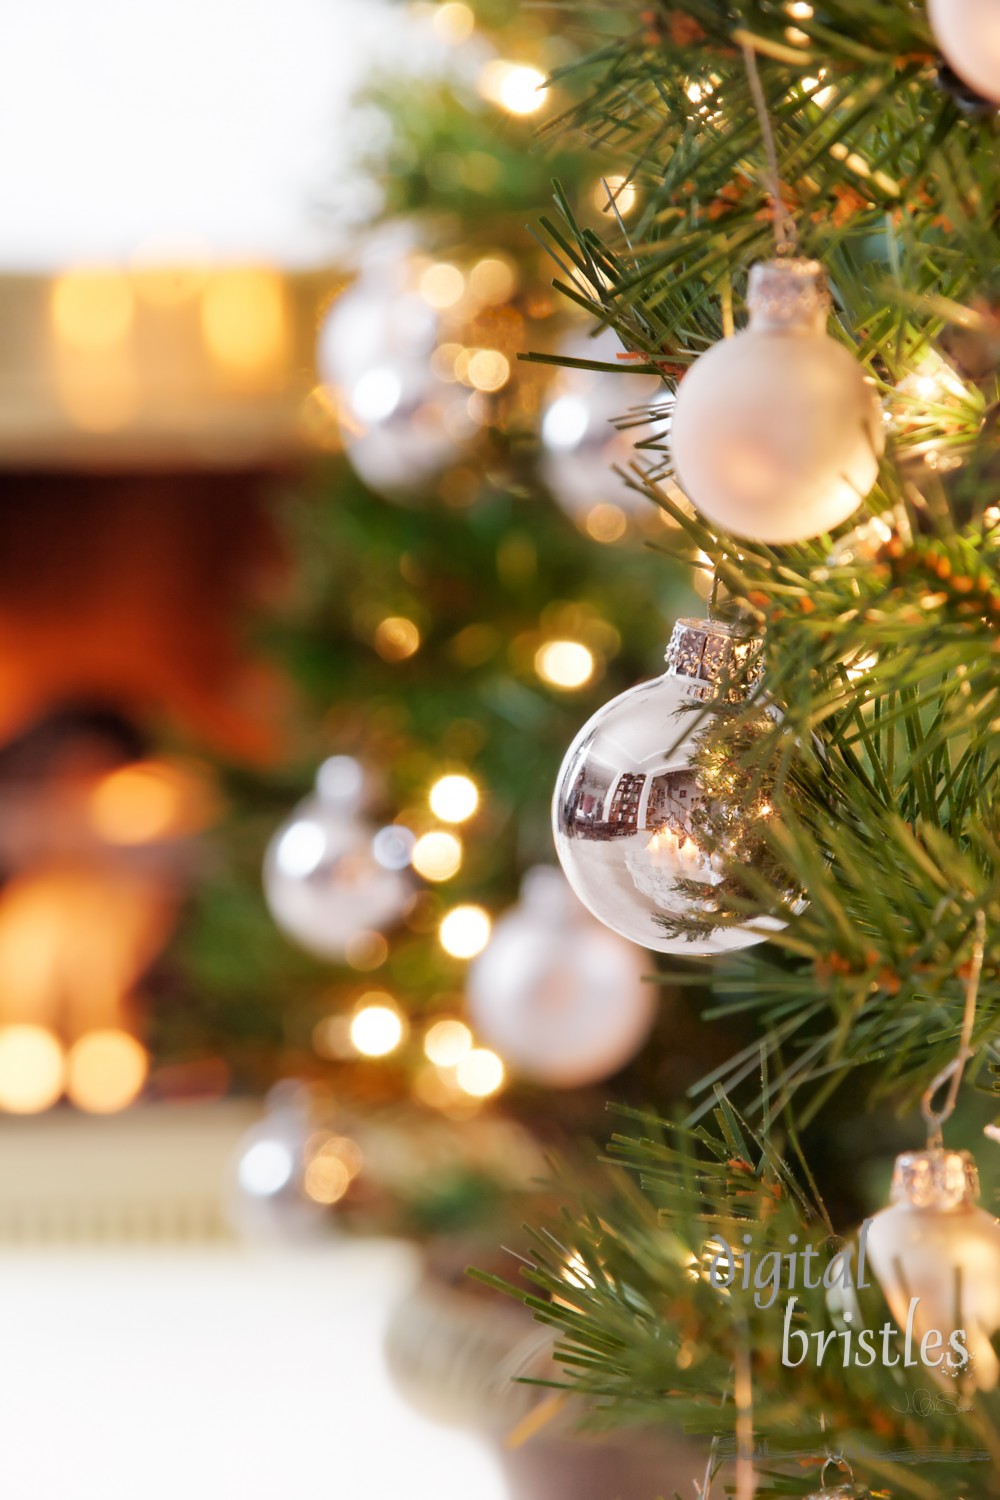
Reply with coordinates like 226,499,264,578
921,909,987,1149
740,39,799,257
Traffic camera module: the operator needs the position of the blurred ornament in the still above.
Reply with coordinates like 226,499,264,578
929,0,1000,105
865,1147,1000,1390
670,260,883,543
226,1082,329,1242
318,240,471,497
263,756,413,962
935,59,998,116
553,617,777,955
318,232,531,502
540,327,667,539
467,866,654,1087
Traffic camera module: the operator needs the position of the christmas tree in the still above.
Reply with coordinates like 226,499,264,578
463,1,1000,1496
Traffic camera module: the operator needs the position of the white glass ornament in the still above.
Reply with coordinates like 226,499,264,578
317,236,475,499
540,327,668,535
466,866,655,1087
929,0,1000,104
670,259,884,544
553,618,778,956
865,1147,1000,1390
263,756,413,961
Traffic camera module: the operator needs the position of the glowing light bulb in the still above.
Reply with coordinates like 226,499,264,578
535,640,595,689
439,905,491,959
593,175,638,217
350,999,405,1057
456,1046,505,1097
429,774,479,823
374,616,421,661
0,1026,65,1113
412,831,463,881
466,349,510,393
479,61,547,116
424,1018,473,1067
419,263,465,309
66,1030,148,1114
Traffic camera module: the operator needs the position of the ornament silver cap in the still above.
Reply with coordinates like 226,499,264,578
747,258,830,334
889,1147,980,1210
664,618,761,701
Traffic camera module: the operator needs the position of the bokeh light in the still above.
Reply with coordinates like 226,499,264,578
419,262,465,309
439,905,491,959
429,774,479,823
411,831,462,882
0,1026,65,1113
456,1046,505,1097
89,761,192,844
423,1018,473,1067
374,616,421,661
479,61,547,116
350,999,405,1057
66,1029,149,1114
200,268,287,374
466,349,510,393
51,268,134,353
431,1,475,42
535,639,595,689
303,1136,362,1205
593,174,638,217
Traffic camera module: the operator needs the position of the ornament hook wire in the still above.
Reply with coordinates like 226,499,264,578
921,909,986,1149
820,1449,854,1491
740,39,798,257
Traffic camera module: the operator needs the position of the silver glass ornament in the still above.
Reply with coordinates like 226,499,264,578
263,756,413,961
553,618,777,955
540,326,668,535
317,236,474,500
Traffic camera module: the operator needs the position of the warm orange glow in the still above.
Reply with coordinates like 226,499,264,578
0,1026,65,1113
66,1029,148,1113
51,269,134,353
200,268,288,374
374,617,421,662
303,1135,363,1204
456,1046,505,1097
424,1018,473,1066
535,640,595,689
439,904,491,959
0,870,174,1033
89,761,198,844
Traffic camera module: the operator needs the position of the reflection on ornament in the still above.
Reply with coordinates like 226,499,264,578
671,260,883,544
553,618,780,955
929,0,1000,104
866,1148,1000,1391
540,326,668,538
263,756,413,962
467,866,654,1086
